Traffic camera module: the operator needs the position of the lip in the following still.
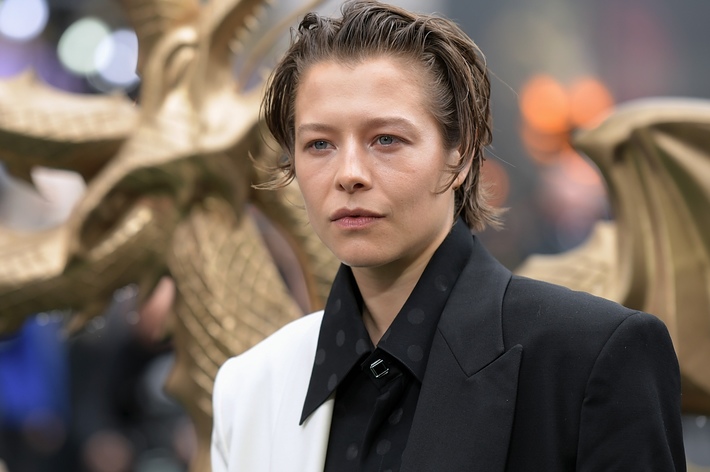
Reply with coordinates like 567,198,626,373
330,208,383,220
330,208,384,229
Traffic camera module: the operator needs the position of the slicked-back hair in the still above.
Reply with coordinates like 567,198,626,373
261,0,503,231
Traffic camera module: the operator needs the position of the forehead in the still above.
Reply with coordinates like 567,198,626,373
294,55,435,125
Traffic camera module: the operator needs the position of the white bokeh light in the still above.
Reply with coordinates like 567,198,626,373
95,29,140,87
0,0,49,41
57,17,110,75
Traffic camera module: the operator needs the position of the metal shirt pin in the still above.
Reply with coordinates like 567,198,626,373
369,359,389,378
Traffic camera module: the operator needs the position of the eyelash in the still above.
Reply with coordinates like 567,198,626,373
304,135,402,151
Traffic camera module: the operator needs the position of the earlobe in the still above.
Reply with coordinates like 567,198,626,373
452,152,471,190
453,172,466,190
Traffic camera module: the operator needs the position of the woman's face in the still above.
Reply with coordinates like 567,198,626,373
293,55,464,276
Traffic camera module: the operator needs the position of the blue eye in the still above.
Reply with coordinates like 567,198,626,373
378,135,395,145
312,140,329,150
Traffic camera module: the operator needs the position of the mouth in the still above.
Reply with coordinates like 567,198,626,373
330,208,384,221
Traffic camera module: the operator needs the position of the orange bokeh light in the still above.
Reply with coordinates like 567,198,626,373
520,74,570,134
569,77,614,128
519,74,614,166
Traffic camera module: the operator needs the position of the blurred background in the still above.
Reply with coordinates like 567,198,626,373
0,0,708,470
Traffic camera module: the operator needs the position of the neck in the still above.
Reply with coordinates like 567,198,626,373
351,255,431,345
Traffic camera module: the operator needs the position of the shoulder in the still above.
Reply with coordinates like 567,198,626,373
212,311,323,442
501,275,667,354
211,311,325,469
215,310,324,390
504,275,636,325
500,275,678,398
213,310,323,416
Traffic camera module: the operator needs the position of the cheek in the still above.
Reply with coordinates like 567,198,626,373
295,170,324,214
387,181,432,216
393,161,449,198
294,155,321,185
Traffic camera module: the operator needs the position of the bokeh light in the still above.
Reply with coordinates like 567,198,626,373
0,0,49,42
57,17,110,75
520,75,570,134
569,77,614,128
95,29,139,88
519,74,614,166
520,122,569,165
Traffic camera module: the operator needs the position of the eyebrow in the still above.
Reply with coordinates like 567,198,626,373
296,116,419,137
296,122,336,136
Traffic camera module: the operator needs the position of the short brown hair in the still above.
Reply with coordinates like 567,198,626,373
262,0,503,231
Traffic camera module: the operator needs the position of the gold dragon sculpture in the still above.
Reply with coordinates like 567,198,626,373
517,98,710,415
0,0,338,470
1,0,710,470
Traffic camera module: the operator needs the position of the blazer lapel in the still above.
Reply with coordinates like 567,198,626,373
270,312,334,472
271,396,334,472
402,237,521,472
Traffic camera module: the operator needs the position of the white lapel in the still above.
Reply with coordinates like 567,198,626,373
271,311,334,471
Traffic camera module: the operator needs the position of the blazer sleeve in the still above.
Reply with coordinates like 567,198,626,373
211,358,234,472
576,311,686,471
209,352,279,472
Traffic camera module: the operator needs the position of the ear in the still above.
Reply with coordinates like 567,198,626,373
450,150,471,189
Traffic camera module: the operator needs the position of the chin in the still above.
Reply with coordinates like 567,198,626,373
337,255,384,269
330,248,389,269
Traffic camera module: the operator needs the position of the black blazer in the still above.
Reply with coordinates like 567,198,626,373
400,235,686,471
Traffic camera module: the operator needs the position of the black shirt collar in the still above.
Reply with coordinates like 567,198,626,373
300,219,474,424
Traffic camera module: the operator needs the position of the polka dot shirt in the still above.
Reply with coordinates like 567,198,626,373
300,219,473,471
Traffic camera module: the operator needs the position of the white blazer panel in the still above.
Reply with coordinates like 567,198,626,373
211,311,333,472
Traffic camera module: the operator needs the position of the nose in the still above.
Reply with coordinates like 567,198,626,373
336,144,372,193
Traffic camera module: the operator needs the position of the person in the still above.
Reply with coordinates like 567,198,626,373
210,1,686,471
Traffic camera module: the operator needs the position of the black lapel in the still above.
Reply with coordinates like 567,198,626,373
401,236,521,472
